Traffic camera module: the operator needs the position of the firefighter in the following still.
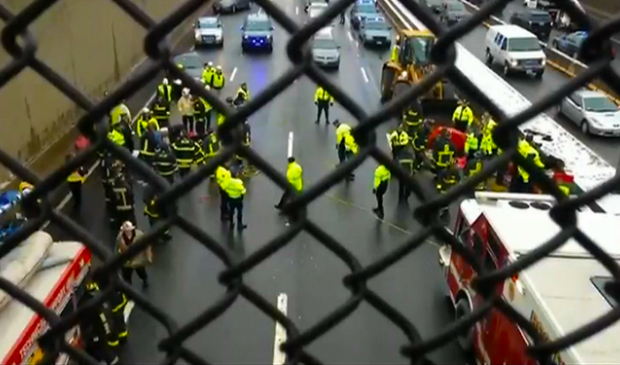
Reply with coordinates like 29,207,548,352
436,163,461,224
464,123,482,160
18,181,39,220
390,35,400,62
372,164,391,219
195,85,213,137
152,95,171,129
275,156,303,211
452,99,474,133
101,153,117,214
139,120,160,167
136,108,159,138
334,119,351,165
157,78,172,104
388,126,409,160
216,164,231,221
172,129,202,178
107,123,126,149
412,119,432,171
103,278,129,346
396,144,415,201
203,128,221,169
431,128,457,174
225,170,247,231
66,154,86,211
143,185,172,243
79,280,119,365
117,114,134,153
110,167,136,232
233,82,250,107
202,61,215,86
212,65,225,96
152,144,178,185
109,99,131,127
464,154,486,191
402,102,424,137
314,85,334,124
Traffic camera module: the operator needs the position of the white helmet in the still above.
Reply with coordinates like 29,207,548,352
142,107,150,114
162,78,169,85
216,65,222,71
182,87,190,95
208,61,214,67
205,85,211,90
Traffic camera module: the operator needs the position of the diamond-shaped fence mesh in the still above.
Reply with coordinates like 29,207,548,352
1,0,620,364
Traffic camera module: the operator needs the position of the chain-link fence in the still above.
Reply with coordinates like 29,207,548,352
1,0,620,364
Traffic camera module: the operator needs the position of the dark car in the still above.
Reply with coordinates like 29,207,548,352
439,1,468,26
509,9,552,41
213,0,251,14
349,1,380,30
552,31,616,60
241,13,274,53
172,52,204,82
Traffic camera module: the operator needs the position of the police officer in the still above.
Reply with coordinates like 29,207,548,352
344,129,359,181
139,121,160,167
195,85,213,136
66,154,86,211
275,156,303,210
143,186,172,243
333,119,351,165
172,129,203,178
225,170,247,231
202,61,215,86
388,126,409,160
136,108,159,138
157,78,172,104
431,129,457,174
212,65,225,96
234,82,250,106
396,144,415,201
314,85,334,124
216,164,232,221
464,124,482,160
452,99,474,133
372,164,391,219
152,95,171,129
152,144,178,185
78,280,119,365
110,168,136,232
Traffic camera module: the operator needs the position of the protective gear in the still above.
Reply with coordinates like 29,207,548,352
452,103,474,132
193,93,212,137
143,186,171,242
107,129,125,147
139,129,158,164
67,164,86,210
390,44,400,62
464,131,481,159
314,86,334,124
172,134,204,177
212,67,225,90
203,131,221,158
388,128,409,160
335,121,352,165
436,165,460,192
276,158,303,210
110,102,131,126
152,98,171,129
403,106,423,137
110,173,136,232
234,83,250,106
157,81,172,103
202,63,215,86
152,147,178,184
108,289,129,345
373,165,391,219
78,282,119,365
396,147,414,200
224,177,247,230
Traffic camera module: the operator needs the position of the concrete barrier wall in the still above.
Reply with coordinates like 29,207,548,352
0,0,207,182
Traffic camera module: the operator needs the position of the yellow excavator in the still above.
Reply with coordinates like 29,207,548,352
380,29,459,115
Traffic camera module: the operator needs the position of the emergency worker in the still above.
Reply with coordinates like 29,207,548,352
103,278,129,346
452,100,474,133
334,120,351,164
464,124,482,160
390,35,400,62
464,155,486,191
396,144,415,201
117,114,134,153
139,121,160,166
372,164,391,219
195,85,213,136
78,280,119,365
314,86,334,124
510,137,545,193
157,78,172,104
216,164,232,221
234,82,250,106
172,129,203,178
178,88,194,133
107,123,125,148
66,154,86,211
411,119,432,171
136,108,159,138
109,99,131,127
152,95,171,129
110,169,136,232
152,144,178,185
202,61,215,86
388,126,409,160
18,181,40,220
403,104,424,138
225,170,247,231
212,65,225,95
436,163,461,193
275,157,303,210
203,129,221,168
431,129,457,173
143,186,172,243
344,130,358,181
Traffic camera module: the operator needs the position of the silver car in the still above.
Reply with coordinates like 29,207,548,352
559,89,620,137
194,17,224,47
312,29,340,70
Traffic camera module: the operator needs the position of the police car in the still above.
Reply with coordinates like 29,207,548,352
358,16,392,47
241,13,274,53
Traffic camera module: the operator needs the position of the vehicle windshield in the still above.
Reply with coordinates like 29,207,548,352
313,38,337,50
198,19,220,28
508,37,541,52
245,20,271,31
364,20,388,30
529,12,551,23
175,55,202,69
407,37,433,65
584,96,618,112
447,2,465,11
356,4,377,14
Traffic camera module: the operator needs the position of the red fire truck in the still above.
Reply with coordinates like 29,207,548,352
0,234,92,365
438,192,620,365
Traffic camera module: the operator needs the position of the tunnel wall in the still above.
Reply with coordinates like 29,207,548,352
0,0,206,182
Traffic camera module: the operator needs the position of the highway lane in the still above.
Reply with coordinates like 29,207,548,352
47,1,466,363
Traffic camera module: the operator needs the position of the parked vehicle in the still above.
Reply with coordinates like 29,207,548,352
559,89,620,137
485,25,546,78
213,0,251,14
194,17,224,48
312,27,340,70
552,31,616,60
349,0,380,30
358,15,392,48
509,9,552,41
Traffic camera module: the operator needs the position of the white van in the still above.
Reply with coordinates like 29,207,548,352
484,24,546,79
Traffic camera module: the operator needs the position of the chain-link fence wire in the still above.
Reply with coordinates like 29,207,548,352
1,0,620,363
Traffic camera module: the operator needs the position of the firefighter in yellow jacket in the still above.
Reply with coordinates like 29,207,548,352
66,154,86,211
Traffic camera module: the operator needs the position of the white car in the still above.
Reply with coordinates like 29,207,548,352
307,2,334,25
559,89,620,137
194,17,224,47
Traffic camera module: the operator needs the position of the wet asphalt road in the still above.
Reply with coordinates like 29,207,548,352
45,0,466,363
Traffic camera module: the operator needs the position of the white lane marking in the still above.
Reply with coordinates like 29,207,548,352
230,67,238,82
295,6,299,15
347,31,353,42
360,67,369,83
287,132,294,158
272,293,288,365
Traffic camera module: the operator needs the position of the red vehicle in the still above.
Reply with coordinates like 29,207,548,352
1,233,92,365
438,192,620,365
427,125,467,152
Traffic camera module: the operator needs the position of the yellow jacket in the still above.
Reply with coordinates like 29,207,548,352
287,162,303,191
336,124,352,145
226,178,246,199
314,87,333,103
216,166,231,189
374,165,390,189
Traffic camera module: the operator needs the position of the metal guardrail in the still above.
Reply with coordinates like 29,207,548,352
459,0,620,104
